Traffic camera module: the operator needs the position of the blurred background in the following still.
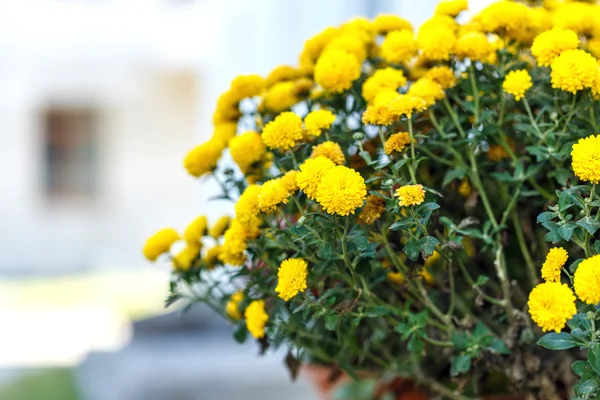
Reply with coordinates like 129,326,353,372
0,0,492,399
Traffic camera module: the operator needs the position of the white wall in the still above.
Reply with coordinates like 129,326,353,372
0,0,489,274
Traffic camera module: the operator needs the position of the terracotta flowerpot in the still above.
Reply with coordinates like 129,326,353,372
302,364,427,400
302,365,525,400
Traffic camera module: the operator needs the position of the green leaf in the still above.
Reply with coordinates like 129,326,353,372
574,376,600,397
325,314,338,331
558,223,576,241
589,344,600,376
404,237,420,261
363,306,390,318
537,212,556,224
443,167,467,186
572,360,592,377
577,216,600,235
417,202,440,214
389,219,414,231
419,236,440,259
595,240,600,255
450,355,472,376
450,331,470,350
490,338,511,355
233,324,248,343
348,231,369,251
537,332,578,350
317,242,333,259
475,275,489,286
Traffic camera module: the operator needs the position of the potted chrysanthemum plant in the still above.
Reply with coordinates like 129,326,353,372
143,0,600,398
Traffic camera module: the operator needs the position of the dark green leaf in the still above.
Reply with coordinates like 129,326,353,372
572,360,591,377
450,331,470,350
325,314,338,331
475,275,489,286
589,344,600,376
443,167,467,186
577,217,600,235
317,242,333,259
450,355,472,376
404,237,420,261
537,332,578,350
419,236,440,259
537,212,556,224
490,338,510,355
558,224,576,241
233,324,248,343
574,376,600,397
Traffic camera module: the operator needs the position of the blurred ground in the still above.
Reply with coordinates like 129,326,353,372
0,270,316,400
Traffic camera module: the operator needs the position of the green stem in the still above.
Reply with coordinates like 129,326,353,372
407,118,417,184
511,212,537,286
522,97,544,139
457,258,505,306
443,97,467,138
469,64,480,124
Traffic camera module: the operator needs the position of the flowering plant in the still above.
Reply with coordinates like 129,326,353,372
144,0,600,398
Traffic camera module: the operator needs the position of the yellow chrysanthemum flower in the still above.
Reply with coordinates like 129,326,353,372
417,25,456,61
552,2,595,35
213,90,241,124
262,81,299,113
407,78,445,107
203,245,222,269
381,30,418,64
183,140,222,178
209,216,231,239
304,109,336,137
219,219,249,266
225,291,244,320
261,112,304,151
265,65,298,88
574,254,600,305
458,178,472,198
212,122,237,149
362,92,427,125
316,166,367,216
325,34,367,63
528,281,576,333
372,14,413,34
183,216,208,244
362,67,407,103
531,27,580,67
454,31,494,61
424,66,457,90
395,184,426,207
502,70,533,101
314,49,361,94
173,242,201,271
550,49,598,94
435,0,468,17
358,194,386,224
258,177,292,213
143,228,181,262
296,156,336,200
487,144,509,162
275,258,309,301
384,132,412,155
311,141,346,165
588,38,600,59
541,247,568,282
572,135,600,183
299,27,340,71
229,131,266,174
235,185,262,233
229,74,265,101
245,299,269,339
478,1,531,38
281,170,299,194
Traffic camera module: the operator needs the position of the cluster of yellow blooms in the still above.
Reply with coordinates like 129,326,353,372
145,0,600,344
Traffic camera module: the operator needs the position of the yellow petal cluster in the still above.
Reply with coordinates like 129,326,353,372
245,299,269,339
311,141,346,165
275,258,309,301
261,112,304,151
502,70,533,101
395,184,426,207
528,281,576,333
316,166,367,216
362,67,407,103
381,30,418,64
209,216,231,239
183,216,208,244
550,49,598,94
143,228,180,262
225,291,244,320
571,135,600,183
540,247,568,282
297,156,336,200
314,49,361,94
384,132,412,155
304,109,336,137
531,27,580,67
574,255,600,305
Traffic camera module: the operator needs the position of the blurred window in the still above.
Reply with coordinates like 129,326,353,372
43,108,98,199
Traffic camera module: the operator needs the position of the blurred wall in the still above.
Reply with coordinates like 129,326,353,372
1,0,493,274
